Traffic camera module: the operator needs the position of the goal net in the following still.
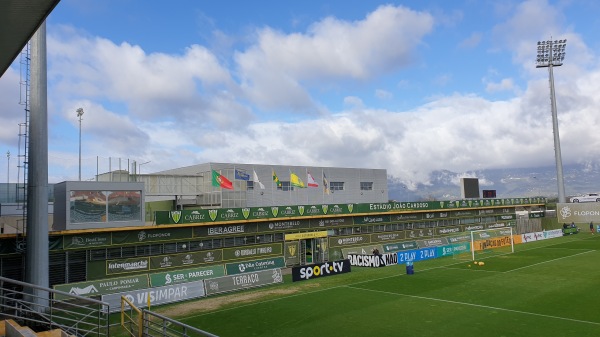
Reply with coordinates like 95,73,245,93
467,227,514,261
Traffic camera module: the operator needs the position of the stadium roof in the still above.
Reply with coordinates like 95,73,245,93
0,0,60,78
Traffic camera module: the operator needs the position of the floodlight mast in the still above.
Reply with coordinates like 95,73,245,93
536,38,567,203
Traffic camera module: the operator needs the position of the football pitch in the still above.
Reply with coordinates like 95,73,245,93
171,234,600,337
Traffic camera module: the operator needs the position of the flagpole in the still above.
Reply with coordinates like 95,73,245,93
306,167,309,205
271,168,274,206
322,168,325,204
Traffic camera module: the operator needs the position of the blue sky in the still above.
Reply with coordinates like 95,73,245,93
1,0,600,191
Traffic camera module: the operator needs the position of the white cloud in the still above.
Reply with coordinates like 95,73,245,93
375,89,392,100
485,78,515,92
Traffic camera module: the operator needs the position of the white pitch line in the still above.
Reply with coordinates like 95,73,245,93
505,250,595,273
345,285,600,326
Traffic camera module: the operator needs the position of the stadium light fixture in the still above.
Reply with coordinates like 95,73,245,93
536,38,567,203
76,108,84,181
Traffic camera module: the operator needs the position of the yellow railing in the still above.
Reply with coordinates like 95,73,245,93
121,296,143,337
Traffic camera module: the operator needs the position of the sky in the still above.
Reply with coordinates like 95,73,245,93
1,0,600,192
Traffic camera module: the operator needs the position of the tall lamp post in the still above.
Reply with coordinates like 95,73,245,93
6,150,9,202
76,108,84,181
536,38,567,203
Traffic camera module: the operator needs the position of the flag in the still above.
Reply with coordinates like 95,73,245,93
253,170,265,189
290,171,306,188
323,172,330,194
212,170,233,189
272,170,282,188
235,169,250,181
307,171,319,187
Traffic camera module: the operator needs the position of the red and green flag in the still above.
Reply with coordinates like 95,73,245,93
212,170,233,189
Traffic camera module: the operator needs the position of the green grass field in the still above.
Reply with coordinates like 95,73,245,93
169,234,600,337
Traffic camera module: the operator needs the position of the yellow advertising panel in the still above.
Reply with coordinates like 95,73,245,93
285,231,328,241
473,235,512,251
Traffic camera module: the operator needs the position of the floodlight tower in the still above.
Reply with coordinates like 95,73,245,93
76,107,84,181
536,38,567,203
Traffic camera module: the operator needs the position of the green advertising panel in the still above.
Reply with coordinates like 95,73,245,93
382,241,417,252
149,265,225,287
405,228,434,240
309,217,353,228
353,214,391,225
54,274,149,300
149,249,223,270
370,231,406,243
496,214,516,221
225,257,285,275
437,242,470,257
463,224,485,232
447,233,471,244
106,257,149,275
329,234,371,248
389,213,422,222
111,227,193,245
256,219,310,232
284,241,299,265
222,243,282,261
194,224,258,237
204,268,284,296
63,232,112,250
436,226,462,236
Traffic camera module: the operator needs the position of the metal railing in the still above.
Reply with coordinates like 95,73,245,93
120,296,218,337
0,276,110,337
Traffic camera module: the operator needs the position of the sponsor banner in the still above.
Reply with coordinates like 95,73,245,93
285,231,328,241
463,224,485,232
437,243,470,257
556,203,600,223
521,232,546,243
529,212,545,218
371,231,405,243
149,250,223,270
390,213,422,221
417,238,449,247
155,199,546,224
149,265,225,287
405,228,434,240
292,259,351,282
225,257,285,275
436,226,462,236
194,224,258,237
204,268,283,296
258,220,310,232
112,228,193,245
382,241,417,253
487,223,513,229
473,236,513,251
63,233,112,249
102,280,206,313
341,245,381,257
53,275,149,300
353,215,391,225
397,247,437,264
309,217,353,228
284,241,299,265
347,253,397,268
222,243,282,260
543,229,563,239
107,257,149,275
329,235,371,248
496,214,516,221
446,233,471,243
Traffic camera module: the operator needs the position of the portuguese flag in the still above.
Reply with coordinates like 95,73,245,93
212,170,233,189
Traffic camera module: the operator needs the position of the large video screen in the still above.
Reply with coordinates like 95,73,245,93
70,190,141,224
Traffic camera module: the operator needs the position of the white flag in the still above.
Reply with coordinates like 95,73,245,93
253,170,265,189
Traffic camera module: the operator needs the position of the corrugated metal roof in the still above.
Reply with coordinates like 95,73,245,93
0,0,61,77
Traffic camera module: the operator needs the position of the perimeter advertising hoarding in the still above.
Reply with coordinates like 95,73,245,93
225,257,285,275
556,203,600,223
63,232,112,250
106,257,149,275
53,275,149,300
437,243,470,257
149,265,225,287
149,250,223,270
472,236,512,251
405,228,434,240
347,253,397,267
397,247,437,264
328,235,371,248
292,259,351,282
222,243,282,260
204,268,283,296
102,280,206,313
154,198,545,225
111,227,193,245
382,241,418,253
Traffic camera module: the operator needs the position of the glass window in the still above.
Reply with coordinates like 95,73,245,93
330,182,344,191
278,181,293,191
360,182,373,191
